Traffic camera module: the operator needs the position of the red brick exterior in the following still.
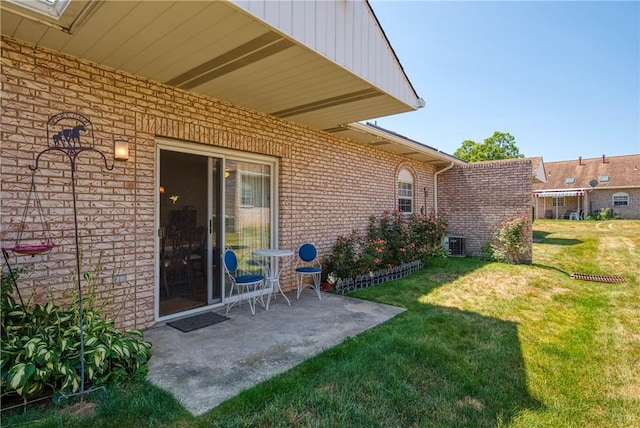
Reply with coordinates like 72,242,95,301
437,160,533,262
1,38,535,328
1,38,445,329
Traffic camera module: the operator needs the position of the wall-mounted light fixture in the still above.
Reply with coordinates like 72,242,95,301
114,139,129,161
159,185,165,194
224,170,230,178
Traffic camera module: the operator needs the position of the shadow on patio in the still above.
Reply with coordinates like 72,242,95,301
144,289,405,416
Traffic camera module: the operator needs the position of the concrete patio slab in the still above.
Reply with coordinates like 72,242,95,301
145,290,405,416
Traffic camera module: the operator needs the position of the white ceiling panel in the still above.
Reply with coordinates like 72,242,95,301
13,15,48,43
0,0,416,129
105,3,217,70
0,9,20,35
125,3,236,76
0,0,458,166
58,1,139,58
83,2,175,64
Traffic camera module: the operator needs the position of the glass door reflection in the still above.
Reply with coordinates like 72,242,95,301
223,160,271,301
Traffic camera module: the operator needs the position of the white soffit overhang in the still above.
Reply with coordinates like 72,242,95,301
0,0,423,132
336,122,465,168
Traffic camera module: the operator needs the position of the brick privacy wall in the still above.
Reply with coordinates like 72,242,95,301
437,160,533,262
1,37,439,329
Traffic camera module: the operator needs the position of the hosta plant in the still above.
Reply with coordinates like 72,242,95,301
0,270,152,403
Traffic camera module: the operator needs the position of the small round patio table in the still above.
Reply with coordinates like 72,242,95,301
252,248,294,310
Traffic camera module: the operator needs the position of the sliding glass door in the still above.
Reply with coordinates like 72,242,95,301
158,150,215,317
223,160,271,301
157,144,275,318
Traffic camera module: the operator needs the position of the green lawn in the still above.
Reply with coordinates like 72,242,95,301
4,220,639,427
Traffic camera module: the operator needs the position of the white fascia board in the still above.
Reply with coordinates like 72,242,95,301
347,122,465,165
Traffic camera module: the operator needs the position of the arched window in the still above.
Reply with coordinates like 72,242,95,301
397,169,414,213
612,192,629,206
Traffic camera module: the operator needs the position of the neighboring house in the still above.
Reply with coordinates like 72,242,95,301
1,0,533,329
532,154,640,219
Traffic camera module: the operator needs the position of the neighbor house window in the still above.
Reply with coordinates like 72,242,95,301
612,192,629,206
241,172,270,207
600,175,609,182
553,197,565,207
398,169,413,213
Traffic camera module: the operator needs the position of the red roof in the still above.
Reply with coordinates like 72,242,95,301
532,154,640,191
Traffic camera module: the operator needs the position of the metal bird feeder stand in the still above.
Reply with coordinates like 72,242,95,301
4,112,128,402
2,157,58,306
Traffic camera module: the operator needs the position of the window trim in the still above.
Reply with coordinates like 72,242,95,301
612,192,629,206
397,168,414,214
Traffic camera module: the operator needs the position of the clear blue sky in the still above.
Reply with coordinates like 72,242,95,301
369,1,640,162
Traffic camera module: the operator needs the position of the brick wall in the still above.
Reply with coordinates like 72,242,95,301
437,160,533,262
589,189,640,219
1,37,439,329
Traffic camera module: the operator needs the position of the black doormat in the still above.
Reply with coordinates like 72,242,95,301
167,312,229,333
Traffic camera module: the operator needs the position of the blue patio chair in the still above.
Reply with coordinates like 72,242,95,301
295,243,322,300
223,248,265,315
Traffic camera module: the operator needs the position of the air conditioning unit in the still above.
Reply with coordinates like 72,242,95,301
443,235,466,257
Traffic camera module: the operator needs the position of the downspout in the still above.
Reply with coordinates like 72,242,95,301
433,162,455,217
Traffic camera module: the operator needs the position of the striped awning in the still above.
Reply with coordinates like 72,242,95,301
533,190,585,197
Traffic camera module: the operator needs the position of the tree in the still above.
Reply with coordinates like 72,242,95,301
454,131,524,162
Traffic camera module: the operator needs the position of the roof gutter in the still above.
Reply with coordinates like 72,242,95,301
434,162,455,217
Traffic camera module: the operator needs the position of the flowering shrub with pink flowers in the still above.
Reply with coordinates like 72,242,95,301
489,215,530,264
324,210,448,280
